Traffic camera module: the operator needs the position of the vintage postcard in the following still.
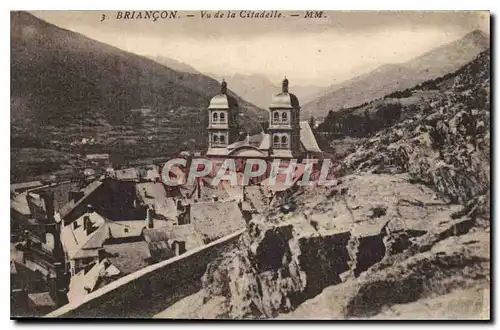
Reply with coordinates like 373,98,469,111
10,10,490,319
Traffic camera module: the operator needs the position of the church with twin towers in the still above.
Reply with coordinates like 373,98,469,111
205,78,323,161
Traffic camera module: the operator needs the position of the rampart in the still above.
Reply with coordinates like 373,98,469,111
46,229,245,318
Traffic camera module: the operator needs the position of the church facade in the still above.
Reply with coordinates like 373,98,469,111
205,78,323,161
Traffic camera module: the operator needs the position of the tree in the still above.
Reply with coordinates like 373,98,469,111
309,116,315,128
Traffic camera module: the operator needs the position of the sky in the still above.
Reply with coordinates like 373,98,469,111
31,10,489,86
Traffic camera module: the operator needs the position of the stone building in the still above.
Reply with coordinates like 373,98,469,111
205,78,323,161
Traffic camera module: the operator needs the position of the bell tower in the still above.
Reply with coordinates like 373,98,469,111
206,80,239,156
268,77,301,158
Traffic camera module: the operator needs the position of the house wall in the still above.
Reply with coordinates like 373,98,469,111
34,181,82,213
46,229,245,318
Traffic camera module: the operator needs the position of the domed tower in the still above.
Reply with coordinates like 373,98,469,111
268,77,301,158
206,80,240,156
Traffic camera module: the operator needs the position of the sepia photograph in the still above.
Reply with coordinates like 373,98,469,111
9,9,491,319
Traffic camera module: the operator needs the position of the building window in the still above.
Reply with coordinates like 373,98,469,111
273,135,280,148
281,135,288,147
282,112,288,122
213,135,219,144
172,241,186,256
220,112,225,123
273,112,279,124
220,134,225,144
213,112,218,123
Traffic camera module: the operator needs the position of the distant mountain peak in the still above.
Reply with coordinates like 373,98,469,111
465,29,489,39
301,28,490,119
462,29,490,47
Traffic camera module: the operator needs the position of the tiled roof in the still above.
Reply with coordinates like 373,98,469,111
206,148,229,156
114,168,139,181
136,182,177,220
10,181,44,193
228,147,266,157
61,212,107,259
143,165,161,182
68,258,119,303
299,121,322,153
73,248,100,259
10,260,44,282
227,134,270,155
144,223,204,252
81,225,108,250
190,201,246,241
108,220,147,239
104,241,151,274
62,211,151,260
270,149,295,158
259,134,271,150
28,292,56,307
11,193,30,215
58,180,103,220
227,140,248,150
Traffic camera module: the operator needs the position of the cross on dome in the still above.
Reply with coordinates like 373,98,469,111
282,77,289,93
221,79,227,94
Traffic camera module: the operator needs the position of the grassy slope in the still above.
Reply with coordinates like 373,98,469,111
11,11,266,180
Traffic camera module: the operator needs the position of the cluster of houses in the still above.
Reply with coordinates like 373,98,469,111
10,78,325,316
10,164,271,315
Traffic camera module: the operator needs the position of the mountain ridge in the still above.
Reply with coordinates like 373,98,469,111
302,29,490,119
209,72,325,109
11,11,265,150
11,11,266,180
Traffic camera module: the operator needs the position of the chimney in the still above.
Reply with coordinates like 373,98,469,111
52,222,64,261
86,204,95,214
197,178,202,200
176,200,184,212
147,208,154,229
43,191,55,224
177,204,191,225
84,215,92,235
185,204,191,224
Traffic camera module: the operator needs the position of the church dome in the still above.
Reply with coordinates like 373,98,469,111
269,78,300,109
208,80,239,109
269,93,300,109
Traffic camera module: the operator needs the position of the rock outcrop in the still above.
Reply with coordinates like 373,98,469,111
343,51,490,207
179,173,483,319
280,230,490,319
156,51,490,320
